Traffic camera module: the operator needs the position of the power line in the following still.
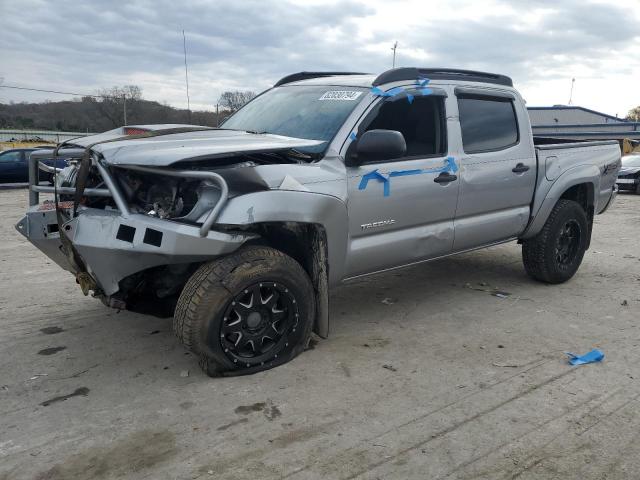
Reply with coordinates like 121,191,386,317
0,84,104,98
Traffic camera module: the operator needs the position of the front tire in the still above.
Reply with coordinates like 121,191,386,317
522,199,588,284
174,246,315,377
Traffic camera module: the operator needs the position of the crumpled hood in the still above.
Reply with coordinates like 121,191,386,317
71,128,324,167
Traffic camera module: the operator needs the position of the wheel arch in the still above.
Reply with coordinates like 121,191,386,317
215,190,350,338
521,165,599,241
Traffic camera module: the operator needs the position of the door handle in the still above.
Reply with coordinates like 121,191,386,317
433,172,458,184
512,163,530,173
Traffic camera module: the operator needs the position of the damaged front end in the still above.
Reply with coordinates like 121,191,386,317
16,127,321,316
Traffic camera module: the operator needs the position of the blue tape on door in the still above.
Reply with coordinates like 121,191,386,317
359,157,458,197
358,169,390,196
566,349,604,366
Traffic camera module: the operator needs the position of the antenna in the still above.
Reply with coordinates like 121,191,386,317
568,78,575,105
182,29,191,122
391,41,398,68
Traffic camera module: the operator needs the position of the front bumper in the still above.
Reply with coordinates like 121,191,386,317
16,205,252,297
18,152,251,297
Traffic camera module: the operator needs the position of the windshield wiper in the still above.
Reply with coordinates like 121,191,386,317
287,149,315,160
245,129,269,135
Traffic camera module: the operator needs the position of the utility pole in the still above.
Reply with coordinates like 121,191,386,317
123,93,127,125
183,29,191,123
568,78,575,105
391,41,398,68
215,104,219,127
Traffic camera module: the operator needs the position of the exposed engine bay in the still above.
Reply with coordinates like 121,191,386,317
53,150,307,223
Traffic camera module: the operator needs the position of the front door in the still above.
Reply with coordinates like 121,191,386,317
344,93,460,278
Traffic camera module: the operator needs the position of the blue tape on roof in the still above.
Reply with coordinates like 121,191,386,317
371,78,432,104
359,157,458,196
566,349,604,366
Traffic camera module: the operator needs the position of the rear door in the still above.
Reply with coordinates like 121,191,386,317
452,89,536,251
344,90,460,277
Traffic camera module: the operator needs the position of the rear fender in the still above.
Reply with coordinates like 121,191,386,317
521,164,599,240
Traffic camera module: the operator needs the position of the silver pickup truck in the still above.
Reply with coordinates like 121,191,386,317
17,67,620,376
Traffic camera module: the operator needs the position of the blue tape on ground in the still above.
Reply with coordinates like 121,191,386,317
566,348,604,366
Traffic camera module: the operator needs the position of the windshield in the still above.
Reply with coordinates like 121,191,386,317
222,85,367,154
622,154,640,167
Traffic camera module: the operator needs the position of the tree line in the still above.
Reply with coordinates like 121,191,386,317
0,85,256,132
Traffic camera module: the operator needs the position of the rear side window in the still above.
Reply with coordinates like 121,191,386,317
458,96,518,153
0,151,22,163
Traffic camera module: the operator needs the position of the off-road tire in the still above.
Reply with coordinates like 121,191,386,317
174,246,315,377
522,199,588,284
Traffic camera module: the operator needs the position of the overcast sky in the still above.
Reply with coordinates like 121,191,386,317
1,0,639,117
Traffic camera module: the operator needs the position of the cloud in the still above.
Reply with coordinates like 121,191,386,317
1,0,638,115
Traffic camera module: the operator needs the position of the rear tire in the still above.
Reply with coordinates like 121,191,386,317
522,199,588,284
174,246,315,377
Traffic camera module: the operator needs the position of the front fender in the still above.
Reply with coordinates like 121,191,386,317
216,190,349,286
521,164,599,239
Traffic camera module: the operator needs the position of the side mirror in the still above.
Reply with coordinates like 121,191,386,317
350,129,406,165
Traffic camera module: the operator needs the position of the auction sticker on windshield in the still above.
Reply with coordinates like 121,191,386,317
319,91,363,101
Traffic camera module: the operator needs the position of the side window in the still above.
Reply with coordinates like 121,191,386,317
0,151,22,163
362,96,447,159
457,95,518,153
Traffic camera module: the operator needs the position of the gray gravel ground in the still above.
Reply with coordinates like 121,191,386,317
1,189,639,480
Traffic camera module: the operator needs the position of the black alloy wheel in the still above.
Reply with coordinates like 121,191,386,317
555,219,582,269
219,282,299,366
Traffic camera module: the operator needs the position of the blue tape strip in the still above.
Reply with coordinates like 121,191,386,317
360,157,458,196
389,169,423,177
358,169,390,196
349,132,357,141
566,348,604,366
371,78,432,104
445,156,458,173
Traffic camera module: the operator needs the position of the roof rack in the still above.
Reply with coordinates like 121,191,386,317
372,67,513,87
274,71,368,87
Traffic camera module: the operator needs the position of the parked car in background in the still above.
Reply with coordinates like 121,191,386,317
616,153,640,194
0,147,65,184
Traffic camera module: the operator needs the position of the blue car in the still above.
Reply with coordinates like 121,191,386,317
0,148,66,184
